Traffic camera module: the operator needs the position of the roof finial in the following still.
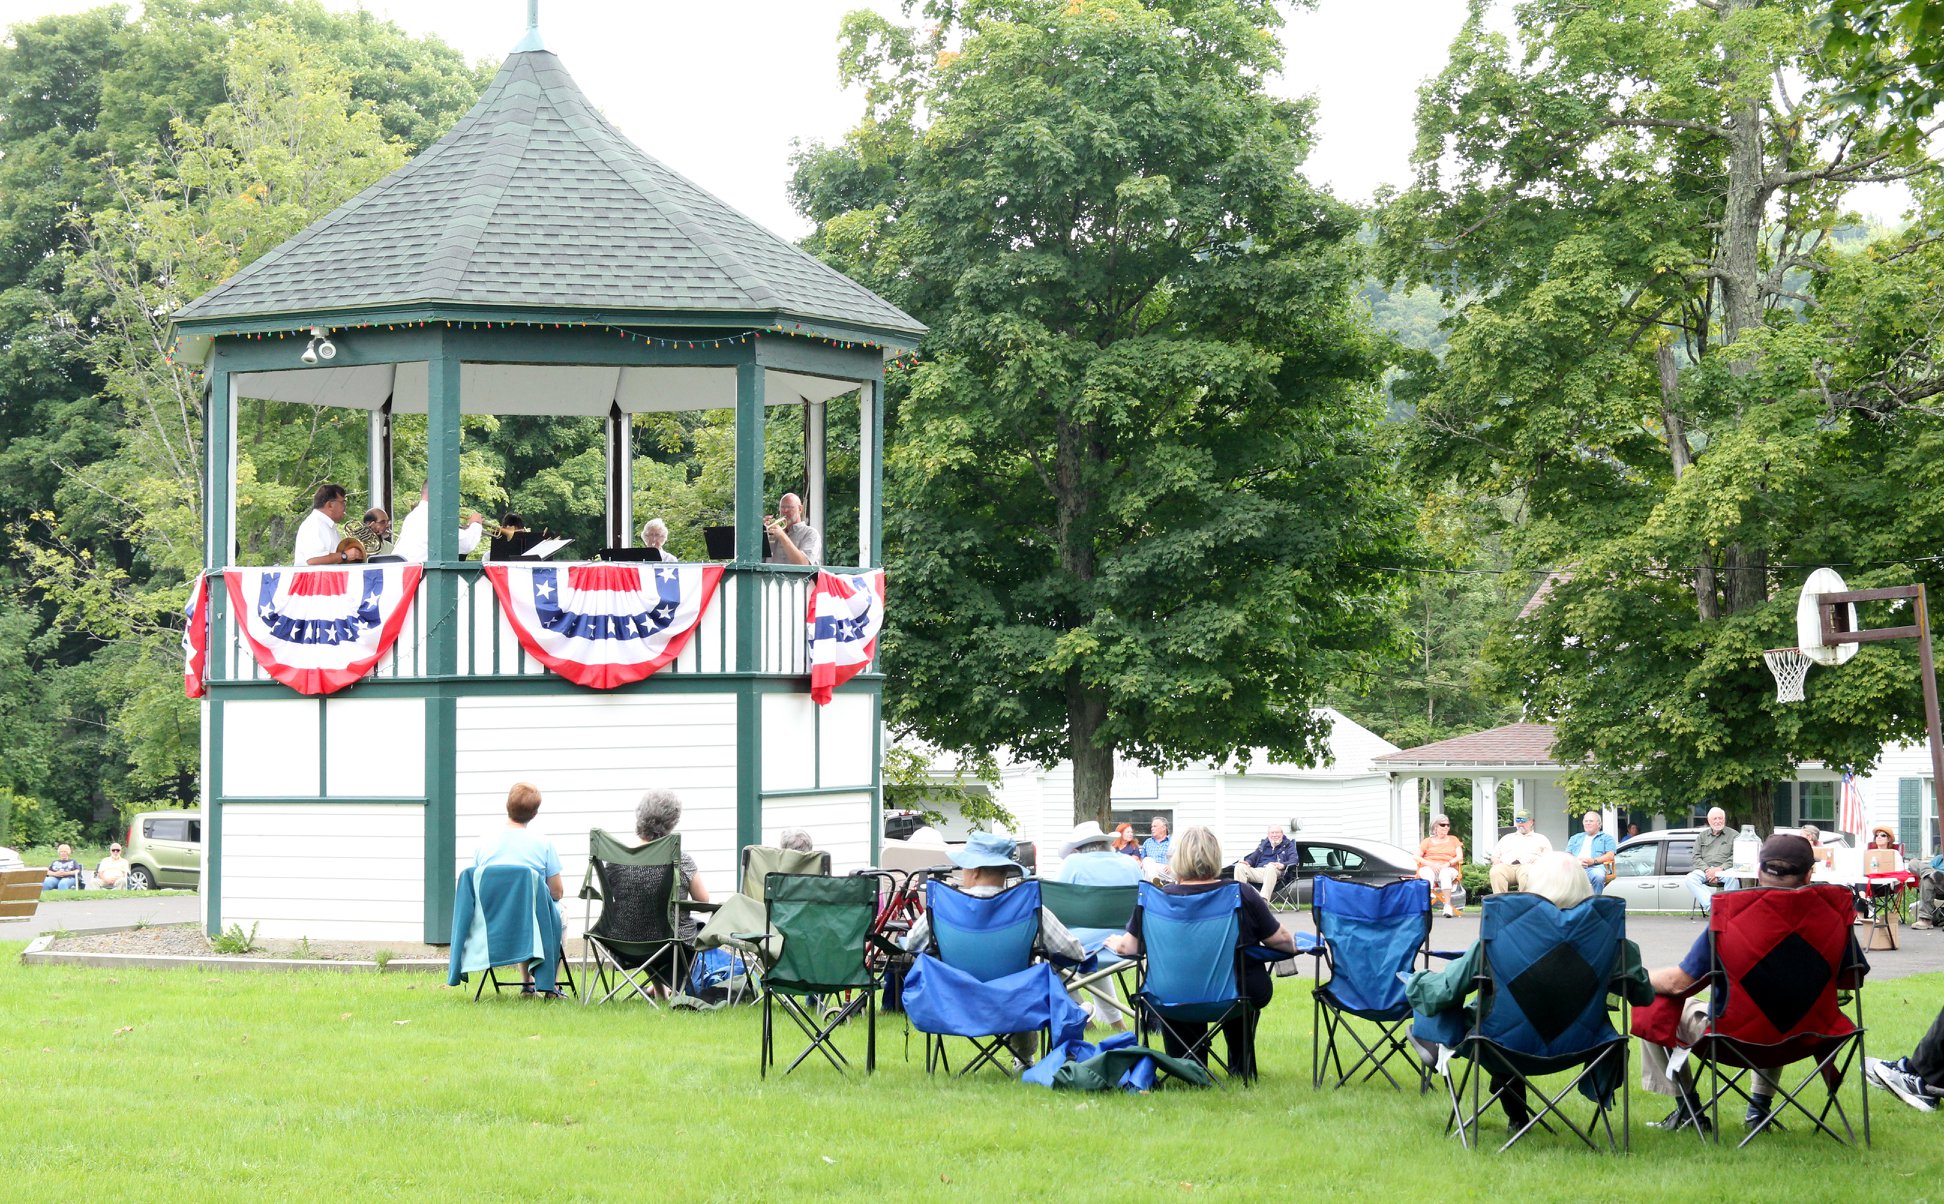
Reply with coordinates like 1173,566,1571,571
512,0,545,52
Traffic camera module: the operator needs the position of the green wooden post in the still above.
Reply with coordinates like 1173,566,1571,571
423,337,461,942
203,358,232,935
735,357,765,851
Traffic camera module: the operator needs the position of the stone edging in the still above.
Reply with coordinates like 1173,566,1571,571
19,929,446,974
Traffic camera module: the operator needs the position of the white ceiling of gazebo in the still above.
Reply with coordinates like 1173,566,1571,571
230,363,863,414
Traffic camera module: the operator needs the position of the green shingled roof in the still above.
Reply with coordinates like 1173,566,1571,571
173,49,923,340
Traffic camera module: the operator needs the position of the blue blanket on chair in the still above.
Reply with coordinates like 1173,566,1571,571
903,953,1087,1047
446,865,560,992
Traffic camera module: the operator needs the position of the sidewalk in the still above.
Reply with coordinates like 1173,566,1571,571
0,893,200,939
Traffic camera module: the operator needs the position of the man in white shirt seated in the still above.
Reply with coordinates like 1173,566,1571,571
394,483,484,563
95,843,132,890
1489,811,1553,895
293,484,352,565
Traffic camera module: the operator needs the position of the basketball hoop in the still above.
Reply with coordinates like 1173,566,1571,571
1764,648,1812,703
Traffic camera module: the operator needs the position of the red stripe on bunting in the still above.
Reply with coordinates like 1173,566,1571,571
287,569,349,597
565,564,643,591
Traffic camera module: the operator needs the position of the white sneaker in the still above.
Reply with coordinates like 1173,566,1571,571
1866,1057,1940,1112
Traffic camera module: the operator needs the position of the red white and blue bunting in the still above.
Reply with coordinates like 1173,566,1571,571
484,562,724,690
183,572,210,699
224,564,424,696
807,569,885,705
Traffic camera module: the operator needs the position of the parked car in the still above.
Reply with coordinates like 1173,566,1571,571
1248,836,1421,906
123,809,202,890
1605,825,1852,912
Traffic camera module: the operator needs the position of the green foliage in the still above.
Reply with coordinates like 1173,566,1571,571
211,922,261,955
1380,0,1944,831
0,3,486,839
881,742,1013,831
797,0,1411,824
1822,0,1944,153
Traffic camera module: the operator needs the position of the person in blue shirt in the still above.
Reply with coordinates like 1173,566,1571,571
473,782,566,994
1057,821,1142,886
1233,823,1300,902
1141,816,1174,883
1566,811,1617,893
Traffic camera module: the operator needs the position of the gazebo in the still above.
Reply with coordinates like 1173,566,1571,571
172,20,922,943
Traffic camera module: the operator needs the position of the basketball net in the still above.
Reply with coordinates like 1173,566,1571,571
1764,648,1812,703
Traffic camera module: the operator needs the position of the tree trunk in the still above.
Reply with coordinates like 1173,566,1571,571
1658,342,1719,621
1067,671,1113,826
1054,413,1110,825
1744,780,1774,841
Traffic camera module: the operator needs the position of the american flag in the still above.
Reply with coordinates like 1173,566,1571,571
1839,768,1865,838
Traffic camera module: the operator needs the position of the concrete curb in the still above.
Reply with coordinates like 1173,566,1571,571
18,926,446,974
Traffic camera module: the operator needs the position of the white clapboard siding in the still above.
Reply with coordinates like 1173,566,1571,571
455,693,739,937
817,693,876,788
221,803,425,940
224,699,321,797
762,792,875,876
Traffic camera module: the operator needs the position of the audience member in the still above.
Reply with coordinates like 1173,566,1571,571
1105,826,1297,1079
1489,811,1552,895
472,781,566,995
1638,833,1866,1133
42,844,82,891
294,484,352,565
1867,1001,1944,1112
95,843,131,890
1140,816,1174,883
1057,821,1142,886
1232,823,1299,902
1417,815,1466,917
1914,850,1944,931
1568,810,1617,893
778,827,814,853
1799,824,1836,873
1684,807,1740,914
634,788,712,943
1409,852,1651,1133
639,518,679,560
1110,822,1142,861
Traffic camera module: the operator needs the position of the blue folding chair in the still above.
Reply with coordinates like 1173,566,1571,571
1133,882,1262,1083
1311,875,1449,1091
915,879,1046,1076
1436,893,1632,1153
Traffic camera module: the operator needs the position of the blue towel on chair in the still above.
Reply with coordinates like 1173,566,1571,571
903,953,1087,1048
447,866,560,992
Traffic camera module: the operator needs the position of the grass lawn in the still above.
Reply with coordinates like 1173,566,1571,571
4,946,1938,1199
37,888,198,903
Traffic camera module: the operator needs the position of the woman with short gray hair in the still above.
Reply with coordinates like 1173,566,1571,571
638,517,678,560
779,827,813,853
635,788,710,937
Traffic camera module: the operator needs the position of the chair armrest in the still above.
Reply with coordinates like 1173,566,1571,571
679,899,720,914
1426,948,1465,962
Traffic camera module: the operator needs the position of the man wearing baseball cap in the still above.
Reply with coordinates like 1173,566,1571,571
1638,833,1867,1135
1489,811,1552,895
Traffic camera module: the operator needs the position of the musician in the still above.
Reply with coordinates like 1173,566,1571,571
394,483,483,563
763,492,821,565
639,518,679,561
347,507,393,557
294,484,351,565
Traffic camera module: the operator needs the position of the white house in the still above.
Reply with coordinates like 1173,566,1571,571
912,708,1408,877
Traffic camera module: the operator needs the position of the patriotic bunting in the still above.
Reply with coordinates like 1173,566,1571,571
484,561,724,689
224,564,424,696
807,569,885,704
183,573,210,699
1839,768,1864,838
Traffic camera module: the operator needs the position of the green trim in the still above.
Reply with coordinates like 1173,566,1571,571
317,698,328,796
425,696,456,944
202,674,835,699
737,683,762,853
206,700,225,937
870,692,884,867
217,796,428,806
206,365,233,567
175,304,921,350
760,786,877,800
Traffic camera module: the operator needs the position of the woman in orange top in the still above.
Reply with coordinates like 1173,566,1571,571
1418,814,1466,917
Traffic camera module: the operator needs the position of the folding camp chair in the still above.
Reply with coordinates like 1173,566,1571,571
447,864,576,1000
918,879,1046,1076
754,873,896,1077
1311,875,1448,1091
1438,893,1632,1153
577,828,696,1007
1040,881,1139,1022
696,844,832,1003
1132,881,1262,1084
1683,884,1870,1148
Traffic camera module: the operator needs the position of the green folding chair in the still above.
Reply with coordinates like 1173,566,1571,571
578,828,696,1007
1040,881,1140,1020
753,872,896,1076
697,845,832,1004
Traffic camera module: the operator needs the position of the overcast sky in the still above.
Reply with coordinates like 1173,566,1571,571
0,0,1908,234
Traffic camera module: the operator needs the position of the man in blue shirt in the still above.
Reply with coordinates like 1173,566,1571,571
1566,811,1616,893
1233,823,1300,902
1140,816,1173,883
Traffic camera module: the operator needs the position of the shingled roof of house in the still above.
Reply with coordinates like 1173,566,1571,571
1374,723,1561,768
174,48,922,340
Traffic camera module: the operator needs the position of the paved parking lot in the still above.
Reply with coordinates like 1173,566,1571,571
0,893,200,939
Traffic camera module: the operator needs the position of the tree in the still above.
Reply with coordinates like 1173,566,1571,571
1378,0,1944,832
796,0,1410,825
1823,0,1944,152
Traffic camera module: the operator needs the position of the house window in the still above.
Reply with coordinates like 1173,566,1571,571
1797,781,1835,828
